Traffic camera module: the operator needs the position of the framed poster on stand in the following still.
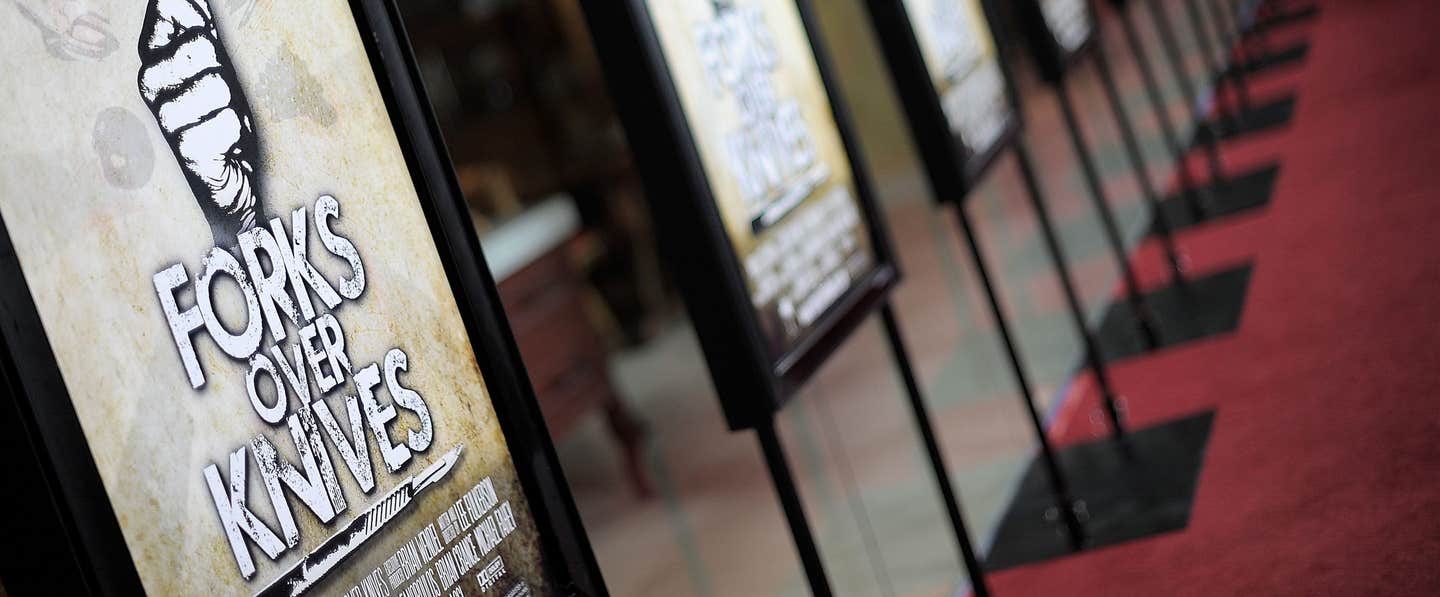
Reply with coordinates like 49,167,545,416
1015,0,1262,368
581,0,899,431
0,1,605,595
866,0,1094,560
581,1,993,594
867,0,1226,572
866,0,1021,205
1024,0,1099,82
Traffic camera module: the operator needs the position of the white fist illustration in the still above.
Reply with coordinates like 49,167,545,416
137,0,265,246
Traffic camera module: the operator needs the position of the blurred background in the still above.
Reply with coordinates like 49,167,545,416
395,0,1244,594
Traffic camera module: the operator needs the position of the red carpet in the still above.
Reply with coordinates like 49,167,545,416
990,0,1440,594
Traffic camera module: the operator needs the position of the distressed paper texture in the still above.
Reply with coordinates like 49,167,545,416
0,2,550,594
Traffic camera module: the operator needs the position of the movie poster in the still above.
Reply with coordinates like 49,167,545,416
643,0,878,357
0,2,551,595
900,0,1014,161
1039,0,1093,56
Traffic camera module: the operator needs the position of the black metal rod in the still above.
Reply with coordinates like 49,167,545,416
1235,0,1274,53
1052,80,1161,348
1207,0,1259,83
1217,0,1250,46
1185,0,1254,114
1183,0,1227,86
948,200,1086,549
1144,0,1232,193
756,420,834,597
878,304,991,597
1091,42,1188,286
1116,4,1214,221
1149,0,1238,133
1012,142,1129,440
1233,0,1271,49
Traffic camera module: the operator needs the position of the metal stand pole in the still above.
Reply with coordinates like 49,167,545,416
1185,0,1254,115
1052,81,1161,348
878,304,991,596
1148,0,1240,133
1183,0,1226,84
1144,0,1232,194
1207,0,1259,81
1237,0,1276,53
1091,43,1188,286
756,419,834,597
948,200,1086,550
1116,4,1214,220
1012,143,1129,441
1227,0,1270,50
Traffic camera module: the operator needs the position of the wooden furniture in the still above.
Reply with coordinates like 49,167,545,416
482,196,652,497
398,0,664,495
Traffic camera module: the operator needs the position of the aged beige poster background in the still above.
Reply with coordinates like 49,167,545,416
644,0,878,355
0,2,547,595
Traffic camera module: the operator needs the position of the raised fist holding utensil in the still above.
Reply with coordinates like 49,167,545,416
137,0,266,246
13,0,121,61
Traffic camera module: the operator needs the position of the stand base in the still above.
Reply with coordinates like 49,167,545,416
1153,162,1281,234
1094,264,1253,364
1225,42,1310,78
1248,4,1320,36
1199,95,1297,142
984,411,1216,571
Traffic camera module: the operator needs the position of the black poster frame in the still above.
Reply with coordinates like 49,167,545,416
864,0,1025,205
1015,0,1101,83
580,0,901,431
0,0,606,594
